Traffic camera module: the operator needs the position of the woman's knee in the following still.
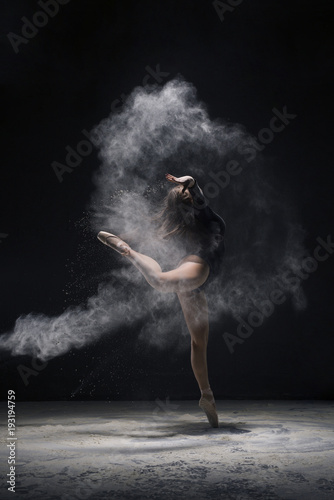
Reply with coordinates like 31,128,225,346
147,273,169,292
191,335,208,350
149,273,191,293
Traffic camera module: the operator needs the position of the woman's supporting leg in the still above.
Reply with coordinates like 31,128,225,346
126,249,210,293
177,290,210,390
177,289,218,427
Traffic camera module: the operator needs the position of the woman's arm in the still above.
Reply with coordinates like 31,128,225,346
165,173,195,189
166,173,207,207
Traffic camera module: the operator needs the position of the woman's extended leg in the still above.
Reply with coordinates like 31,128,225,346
177,289,218,427
98,231,209,293
126,250,210,293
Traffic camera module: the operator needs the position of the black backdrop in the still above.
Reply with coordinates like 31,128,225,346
1,0,333,401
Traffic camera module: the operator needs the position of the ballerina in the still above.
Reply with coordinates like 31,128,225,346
97,173,226,427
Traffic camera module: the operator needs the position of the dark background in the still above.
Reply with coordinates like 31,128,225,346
0,0,333,401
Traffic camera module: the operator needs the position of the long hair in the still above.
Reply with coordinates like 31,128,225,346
154,185,208,244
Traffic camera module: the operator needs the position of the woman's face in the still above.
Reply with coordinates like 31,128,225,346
181,187,193,204
174,185,193,204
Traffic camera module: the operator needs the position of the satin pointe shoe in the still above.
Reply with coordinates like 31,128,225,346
97,231,130,256
199,395,219,428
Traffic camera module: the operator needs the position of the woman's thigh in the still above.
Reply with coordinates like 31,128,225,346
160,255,209,292
177,288,209,342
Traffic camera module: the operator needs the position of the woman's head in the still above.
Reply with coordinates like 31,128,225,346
154,185,202,240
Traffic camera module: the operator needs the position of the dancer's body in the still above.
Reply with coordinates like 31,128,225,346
98,174,225,427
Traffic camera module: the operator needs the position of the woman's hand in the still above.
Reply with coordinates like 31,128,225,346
165,173,195,188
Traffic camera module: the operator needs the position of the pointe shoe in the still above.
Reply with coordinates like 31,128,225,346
199,396,219,428
97,231,130,256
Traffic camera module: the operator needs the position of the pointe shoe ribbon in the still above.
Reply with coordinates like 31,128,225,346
97,231,130,256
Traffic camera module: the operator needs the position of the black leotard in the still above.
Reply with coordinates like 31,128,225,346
188,179,226,280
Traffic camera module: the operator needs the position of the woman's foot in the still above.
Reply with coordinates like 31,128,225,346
199,388,219,428
97,231,130,256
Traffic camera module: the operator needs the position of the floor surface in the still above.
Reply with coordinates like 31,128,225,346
1,400,334,499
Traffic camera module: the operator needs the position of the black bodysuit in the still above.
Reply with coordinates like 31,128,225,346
188,179,226,279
